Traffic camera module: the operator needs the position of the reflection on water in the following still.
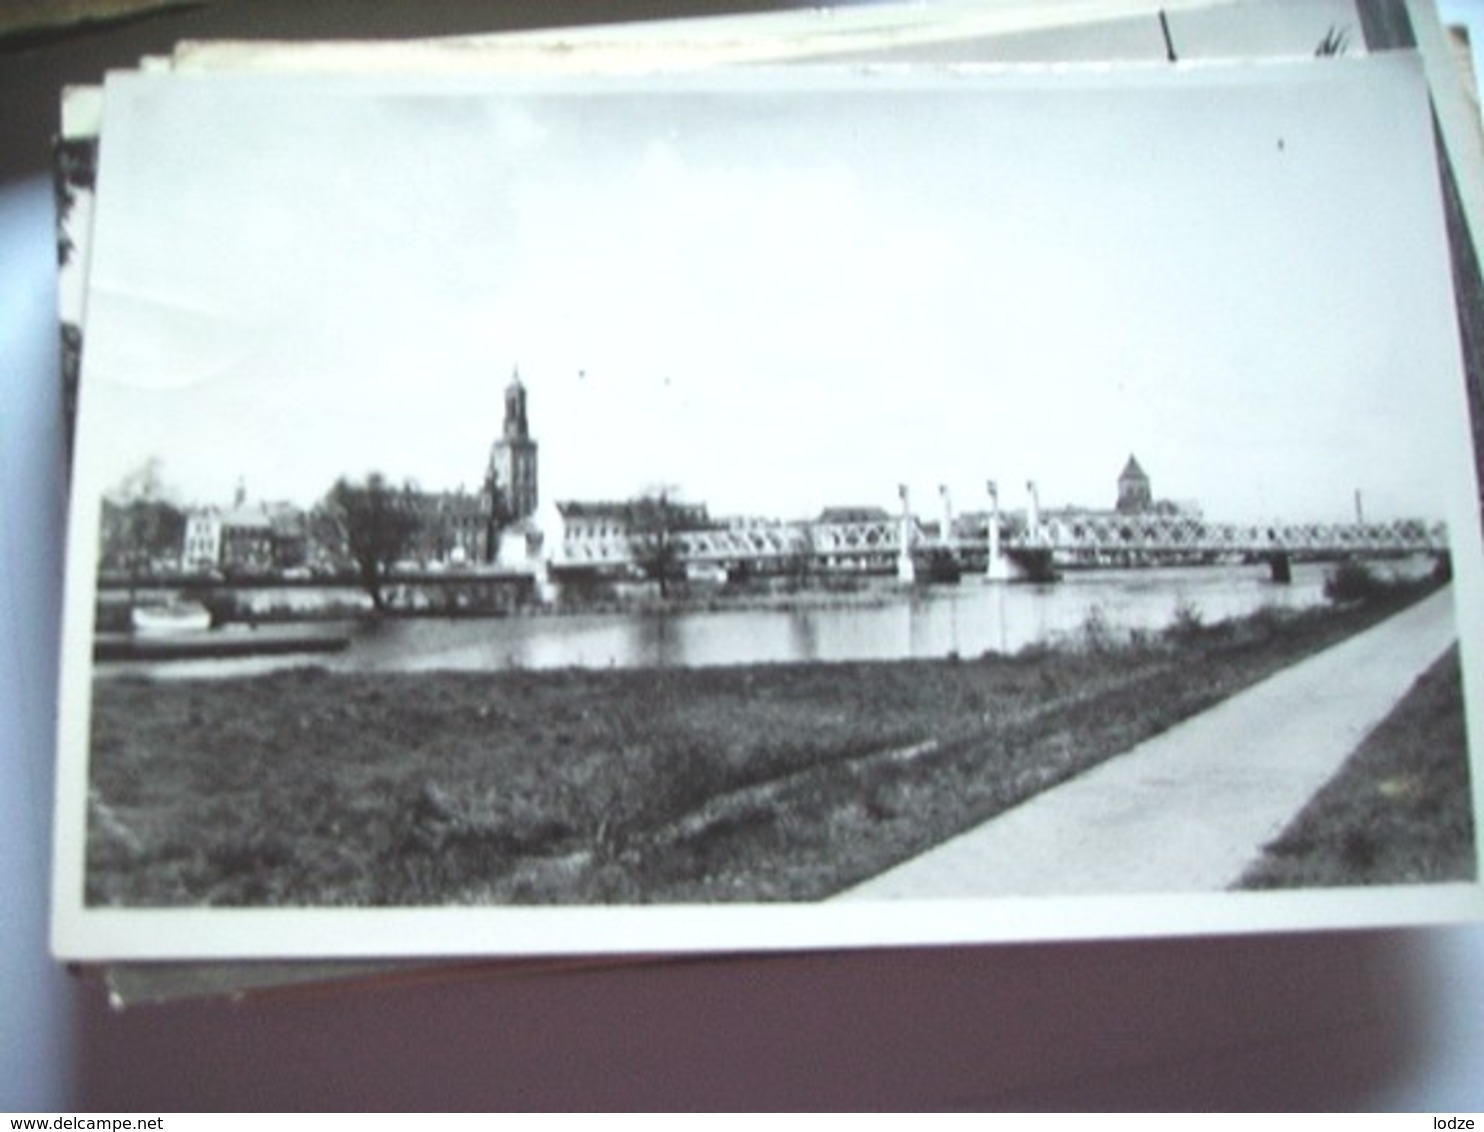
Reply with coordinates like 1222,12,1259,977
101,560,1433,680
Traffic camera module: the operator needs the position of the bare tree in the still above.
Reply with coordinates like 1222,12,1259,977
316,474,421,611
100,459,185,599
627,489,686,597
781,521,817,592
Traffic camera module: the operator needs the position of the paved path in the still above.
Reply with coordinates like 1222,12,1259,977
839,589,1459,900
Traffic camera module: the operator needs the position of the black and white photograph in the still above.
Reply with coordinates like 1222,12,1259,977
52,52,1484,959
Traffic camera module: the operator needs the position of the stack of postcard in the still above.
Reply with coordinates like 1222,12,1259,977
51,0,1484,1004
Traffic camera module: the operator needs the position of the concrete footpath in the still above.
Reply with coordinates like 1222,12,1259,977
839,588,1460,900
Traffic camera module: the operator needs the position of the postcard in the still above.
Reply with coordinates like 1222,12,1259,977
52,54,1484,960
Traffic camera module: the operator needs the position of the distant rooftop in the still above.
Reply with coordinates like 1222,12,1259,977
817,506,891,524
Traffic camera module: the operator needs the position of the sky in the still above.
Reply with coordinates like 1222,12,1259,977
76,52,1473,527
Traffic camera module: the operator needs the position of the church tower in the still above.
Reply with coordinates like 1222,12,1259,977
1116,455,1151,513
488,368,539,526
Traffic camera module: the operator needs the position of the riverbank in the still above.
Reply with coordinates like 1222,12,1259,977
1236,644,1475,889
95,574,926,633
544,576,901,618
85,581,1459,907
94,554,1446,633
838,588,1462,899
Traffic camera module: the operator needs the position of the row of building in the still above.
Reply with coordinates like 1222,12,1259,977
171,485,500,576
102,372,542,579
102,370,1184,580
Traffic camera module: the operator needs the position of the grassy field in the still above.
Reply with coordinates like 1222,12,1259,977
85,581,1467,907
1237,644,1476,889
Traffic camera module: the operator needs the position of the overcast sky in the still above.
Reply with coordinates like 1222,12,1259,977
78,54,1469,526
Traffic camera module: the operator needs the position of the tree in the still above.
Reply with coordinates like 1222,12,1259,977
100,459,185,595
316,474,421,611
627,490,686,597
780,521,817,592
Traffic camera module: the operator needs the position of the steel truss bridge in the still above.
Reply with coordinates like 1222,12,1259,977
1033,514,1448,562
553,512,1449,576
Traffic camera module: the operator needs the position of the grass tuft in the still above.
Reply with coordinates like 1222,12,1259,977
1237,646,1474,889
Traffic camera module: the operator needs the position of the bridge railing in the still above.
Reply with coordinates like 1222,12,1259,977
1030,516,1447,554
552,515,1448,569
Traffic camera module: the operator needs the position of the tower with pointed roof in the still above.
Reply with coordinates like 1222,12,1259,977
487,368,539,526
1116,455,1151,514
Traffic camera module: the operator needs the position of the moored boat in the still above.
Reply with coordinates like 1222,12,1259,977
130,600,212,635
95,624,350,662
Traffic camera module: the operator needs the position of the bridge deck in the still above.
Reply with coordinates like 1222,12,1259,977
554,515,1447,569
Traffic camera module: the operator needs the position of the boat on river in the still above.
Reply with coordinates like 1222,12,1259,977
130,600,212,635
98,606,350,662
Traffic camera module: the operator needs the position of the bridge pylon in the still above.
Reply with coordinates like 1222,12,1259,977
1026,479,1042,545
984,479,1013,582
897,484,916,584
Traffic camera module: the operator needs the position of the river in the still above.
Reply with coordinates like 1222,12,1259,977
96,559,1437,681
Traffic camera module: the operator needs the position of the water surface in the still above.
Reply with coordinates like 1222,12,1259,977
98,560,1434,681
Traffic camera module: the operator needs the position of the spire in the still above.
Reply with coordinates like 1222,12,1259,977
503,366,529,440
489,364,539,524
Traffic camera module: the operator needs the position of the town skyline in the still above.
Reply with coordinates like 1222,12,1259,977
75,57,1475,533
106,421,1428,533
